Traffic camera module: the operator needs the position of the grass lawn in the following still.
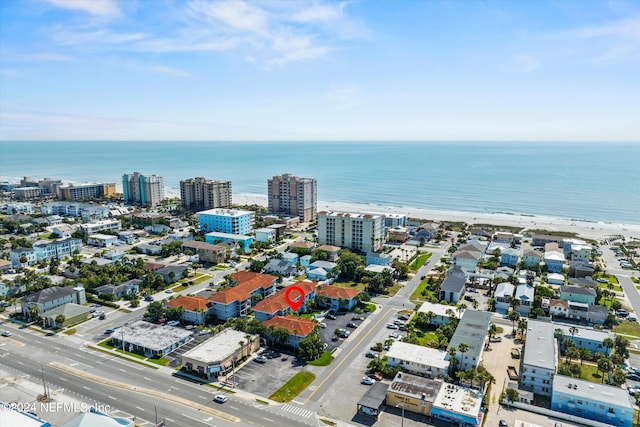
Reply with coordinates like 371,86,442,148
364,303,376,313
331,280,366,291
599,283,623,292
632,277,640,284
417,331,439,347
579,363,603,383
308,351,334,366
603,274,619,284
63,328,76,335
269,372,316,402
409,280,437,302
614,321,640,338
410,252,432,271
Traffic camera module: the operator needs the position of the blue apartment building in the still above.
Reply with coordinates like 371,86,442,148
198,208,254,235
552,375,633,427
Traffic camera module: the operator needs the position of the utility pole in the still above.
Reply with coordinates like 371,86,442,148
41,363,50,400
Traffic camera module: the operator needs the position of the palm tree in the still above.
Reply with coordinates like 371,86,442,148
597,358,613,384
508,310,520,335
458,343,469,367
54,314,66,328
488,324,498,341
578,347,591,366
504,388,519,408
517,318,528,340
602,337,615,357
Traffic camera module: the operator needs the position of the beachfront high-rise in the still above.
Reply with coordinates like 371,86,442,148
317,211,384,254
122,172,164,207
268,173,317,223
58,182,117,201
180,177,232,211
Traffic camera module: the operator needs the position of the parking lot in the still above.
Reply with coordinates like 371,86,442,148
319,311,369,351
231,349,308,397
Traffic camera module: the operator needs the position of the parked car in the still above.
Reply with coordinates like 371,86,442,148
365,351,379,359
325,313,337,320
319,322,327,328
213,395,227,403
166,320,180,326
489,336,502,342
367,373,383,381
255,356,267,363
352,315,365,321
597,278,609,283
1,331,11,337
361,376,374,385
499,420,508,427
347,322,359,328
386,323,399,329
397,315,409,321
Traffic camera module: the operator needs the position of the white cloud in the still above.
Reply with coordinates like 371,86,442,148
190,0,268,34
53,28,148,47
293,4,344,23
44,0,121,17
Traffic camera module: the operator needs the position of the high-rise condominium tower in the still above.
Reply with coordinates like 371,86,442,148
180,177,232,211
267,173,317,223
122,172,164,206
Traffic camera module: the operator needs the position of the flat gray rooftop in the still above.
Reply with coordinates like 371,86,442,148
523,319,556,370
182,329,258,363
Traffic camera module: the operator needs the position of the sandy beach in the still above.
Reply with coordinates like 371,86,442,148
232,193,640,241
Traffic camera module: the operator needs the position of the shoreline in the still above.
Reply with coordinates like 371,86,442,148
231,193,640,241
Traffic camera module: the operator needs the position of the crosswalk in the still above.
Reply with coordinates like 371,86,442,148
280,403,314,418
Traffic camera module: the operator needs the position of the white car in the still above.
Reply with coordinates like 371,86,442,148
213,394,227,403
361,376,374,385
1,331,11,337
386,323,399,329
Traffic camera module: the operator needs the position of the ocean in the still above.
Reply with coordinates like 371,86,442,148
0,141,638,224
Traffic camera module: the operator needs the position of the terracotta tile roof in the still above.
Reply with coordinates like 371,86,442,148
253,281,317,314
144,261,165,271
166,295,210,311
210,272,277,304
182,240,226,251
316,285,360,300
263,315,317,337
549,299,568,308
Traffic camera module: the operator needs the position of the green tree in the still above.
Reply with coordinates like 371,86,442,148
54,314,66,327
299,334,324,361
336,251,363,281
602,337,615,357
145,301,165,322
249,259,265,273
504,388,519,407
597,358,613,383
508,310,520,334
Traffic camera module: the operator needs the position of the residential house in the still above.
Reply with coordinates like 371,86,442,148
446,310,491,371
281,252,299,265
33,238,83,261
531,234,563,247
555,324,613,355
514,285,534,316
560,285,596,305
80,219,121,236
155,265,188,284
255,228,276,243
166,295,211,325
182,241,227,264
493,232,516,244
547,273,566,285
21,286,87,318
316,285,361,311
494,282,516,312
299,255,312,268
315,245,341,261
450,250,482,273
41,303,90,328
309,260,337,272
264,259,298,277
253,281,317,321
568,261,595,278
438,265,466,303
588,304,610,325
205,231,253,253
567,277,598,288
551,375,633,427
519,319,557,396
416,222,439,240
417,302,461,326
387,226,408,243
94,279,140,300
288,241,316,252
9,247,37,267
386,341,449,379
137,243,162,256
180,329,258,380
263,315,318,349
543,250,565,273
209,272,277,321
307,268,329,281
566,244,592,263
522,249,542,268
51,224,77,238
500,247,520,268
87,234,118,247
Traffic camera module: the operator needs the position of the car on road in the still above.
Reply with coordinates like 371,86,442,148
365,351,379,359
367,373,383,381
254,356,267,363
386,323,399,329
361,377,374,385
98,314,106,320
213,395,227,403
165,289,174,294
1,331,12,337
420,275,426,280
144,295,154,302
104,328,115,334
499,420,508,427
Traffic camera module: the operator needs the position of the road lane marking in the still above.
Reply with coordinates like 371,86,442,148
49,362,240,423
108,395,116,400
304,308,392,404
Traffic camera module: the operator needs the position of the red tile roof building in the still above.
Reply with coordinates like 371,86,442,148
166,295,211,324
263,315,318,348
253,281,317,321
209,272,277,320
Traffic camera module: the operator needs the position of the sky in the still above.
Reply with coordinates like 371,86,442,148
0,0,639,142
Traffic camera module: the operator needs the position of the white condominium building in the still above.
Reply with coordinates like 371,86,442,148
317,211,384,254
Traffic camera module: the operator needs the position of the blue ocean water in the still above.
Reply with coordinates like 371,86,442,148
0,141,638,224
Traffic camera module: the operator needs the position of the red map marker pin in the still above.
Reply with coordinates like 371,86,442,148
285,285,305,312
